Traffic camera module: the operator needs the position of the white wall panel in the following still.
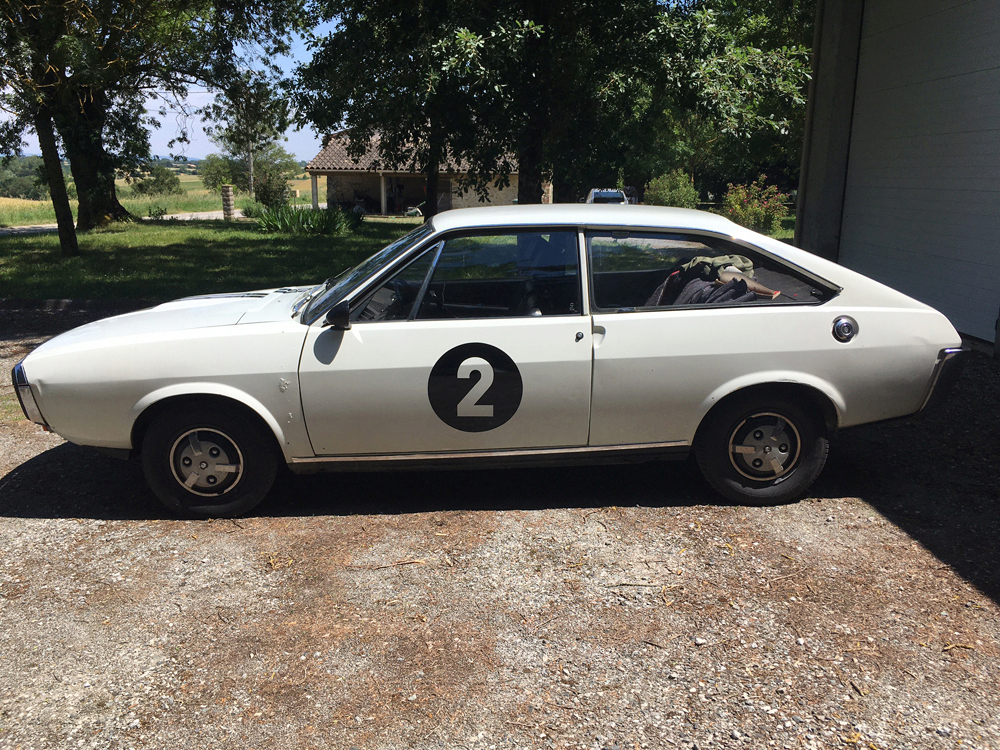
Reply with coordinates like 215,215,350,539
840,0,1000,342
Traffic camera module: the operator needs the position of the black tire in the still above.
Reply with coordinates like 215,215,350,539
141,405,279,518
695,395,829,505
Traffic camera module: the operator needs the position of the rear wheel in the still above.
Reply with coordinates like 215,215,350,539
695,396,828,505
141,406,278,518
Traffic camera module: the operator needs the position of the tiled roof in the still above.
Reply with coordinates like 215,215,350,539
306,131,382,171
306,131,499,174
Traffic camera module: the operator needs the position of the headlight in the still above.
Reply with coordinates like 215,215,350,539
11,362,48,426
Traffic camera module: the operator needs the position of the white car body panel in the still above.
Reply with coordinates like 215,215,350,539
23,291,312,458
15,206,963,482
299,316,593,455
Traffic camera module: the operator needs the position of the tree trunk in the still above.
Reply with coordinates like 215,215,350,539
516,118,546,205
57,92,132,231
516,0,551,205
423,122,443,221
33,109,79,257
247,147,255,198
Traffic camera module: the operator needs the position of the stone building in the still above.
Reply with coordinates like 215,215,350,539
305,132,531,215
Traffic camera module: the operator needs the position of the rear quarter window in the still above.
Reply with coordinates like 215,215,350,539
587,232,837,312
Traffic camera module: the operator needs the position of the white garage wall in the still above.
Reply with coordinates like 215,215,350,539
839,0,1000,342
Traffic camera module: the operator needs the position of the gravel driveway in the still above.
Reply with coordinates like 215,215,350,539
1,306,998,750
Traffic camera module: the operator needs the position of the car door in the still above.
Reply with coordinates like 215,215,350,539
298,228,593,456
586,229,840,448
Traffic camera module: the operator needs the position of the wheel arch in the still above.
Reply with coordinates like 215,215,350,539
130,387,289,462
694,379,841,447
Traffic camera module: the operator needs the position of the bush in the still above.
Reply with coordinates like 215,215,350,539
239,198,266,219
644,169,699,208
253,164,290,209
722,175,789,234
131,164,183,196
256,205,362,235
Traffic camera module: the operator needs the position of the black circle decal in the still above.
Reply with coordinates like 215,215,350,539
428,343,523,432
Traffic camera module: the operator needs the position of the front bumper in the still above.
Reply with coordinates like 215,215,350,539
919,346,970,413
11,362,48,427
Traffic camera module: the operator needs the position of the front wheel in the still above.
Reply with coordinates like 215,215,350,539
141,406,279,518
695,396,829,505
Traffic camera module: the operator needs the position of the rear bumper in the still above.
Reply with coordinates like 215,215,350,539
11,362,49,427
919,346,969,413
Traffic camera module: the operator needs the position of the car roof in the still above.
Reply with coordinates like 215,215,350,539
428,204,740,236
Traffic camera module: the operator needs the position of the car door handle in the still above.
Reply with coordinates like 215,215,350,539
592,324,606,348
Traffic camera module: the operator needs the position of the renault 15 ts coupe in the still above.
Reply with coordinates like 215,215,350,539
13,205,967,517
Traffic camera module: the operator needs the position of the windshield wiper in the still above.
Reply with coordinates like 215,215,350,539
291,282,324,318
292,276,341,319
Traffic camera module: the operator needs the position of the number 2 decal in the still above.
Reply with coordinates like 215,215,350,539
428,344,523,432
456,357,494,417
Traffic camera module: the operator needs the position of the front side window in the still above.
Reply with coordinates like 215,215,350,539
354,244,440,322
352,230,582,322
305,223,435,322
588,231,835,312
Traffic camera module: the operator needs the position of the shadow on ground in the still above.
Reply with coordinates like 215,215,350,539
2,352,997,605
0,442,711,521
812,349,1000,603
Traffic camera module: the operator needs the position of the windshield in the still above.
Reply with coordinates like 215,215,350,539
304,223,435,321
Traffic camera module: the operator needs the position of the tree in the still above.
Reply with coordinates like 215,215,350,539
296,1,810,209
129,164,183,196
0,155,49,200
200,71,290,198
644,1,814,197
0,0,82,255
1,0,306,237
199,143,298,206
296,1,538,218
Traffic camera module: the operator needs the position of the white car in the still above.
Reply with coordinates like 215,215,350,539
13,205,967,517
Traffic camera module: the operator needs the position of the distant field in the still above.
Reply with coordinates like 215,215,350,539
0,197,63,228
0,173,328,227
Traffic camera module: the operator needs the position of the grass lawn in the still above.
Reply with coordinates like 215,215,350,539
0,217,421,300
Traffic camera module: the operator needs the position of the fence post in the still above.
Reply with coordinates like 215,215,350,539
221,185,235,221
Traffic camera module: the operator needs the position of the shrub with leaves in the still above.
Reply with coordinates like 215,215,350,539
256,205,361,235
239,198,266,219
644,169,699,208
131,164,183,196
722,175,789,234
253,162,291,208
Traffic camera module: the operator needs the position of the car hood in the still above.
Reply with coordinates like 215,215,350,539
28,287,314,357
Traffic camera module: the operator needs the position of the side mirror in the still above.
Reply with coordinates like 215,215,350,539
324,299,351,330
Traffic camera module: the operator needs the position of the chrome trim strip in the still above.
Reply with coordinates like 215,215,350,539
919,347,966,412
292,440,689,465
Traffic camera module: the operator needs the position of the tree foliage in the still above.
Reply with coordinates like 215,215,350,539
129,164,183,196
0,155,49,200
296,0,813,207
297,1,540,217
199,143,298,207
0,0,306,247
200,71,291,197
